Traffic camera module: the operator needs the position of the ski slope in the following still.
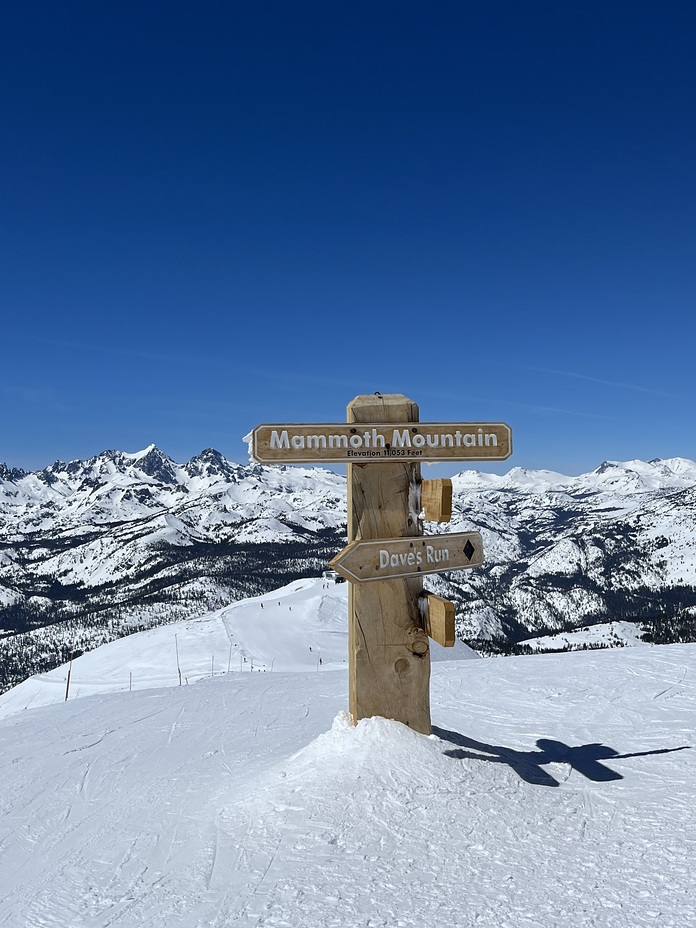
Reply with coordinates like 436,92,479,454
0,578,477,719
1,608,695,926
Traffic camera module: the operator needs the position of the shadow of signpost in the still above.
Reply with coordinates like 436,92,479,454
432,727,690,788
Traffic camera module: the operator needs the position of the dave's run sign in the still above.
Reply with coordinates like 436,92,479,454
250,394,512,735
330,532,483,583
252,422,512,464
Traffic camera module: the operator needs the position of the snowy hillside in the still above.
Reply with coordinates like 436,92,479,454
524,621,649,653
1,628,693,927
0,578,477,719
3,447,696,690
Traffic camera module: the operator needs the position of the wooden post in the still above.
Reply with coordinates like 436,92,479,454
347,394,431,734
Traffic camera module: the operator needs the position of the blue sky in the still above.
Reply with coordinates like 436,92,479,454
2,1,695,475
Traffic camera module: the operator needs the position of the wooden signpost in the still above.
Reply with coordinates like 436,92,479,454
250,394,512,735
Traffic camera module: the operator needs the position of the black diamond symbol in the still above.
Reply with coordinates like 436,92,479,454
464,540,475,561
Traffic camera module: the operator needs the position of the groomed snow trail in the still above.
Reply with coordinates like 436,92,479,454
0,578,477,719
1,646,694,927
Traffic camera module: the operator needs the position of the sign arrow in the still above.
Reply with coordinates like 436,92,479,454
329,532,484,583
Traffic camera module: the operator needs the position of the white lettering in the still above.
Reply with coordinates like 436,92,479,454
425,545,450,564
392,429,411,448
265,425,503,458
379,550,389,569
270,430,290,449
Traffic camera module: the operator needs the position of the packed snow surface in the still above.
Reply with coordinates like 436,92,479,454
1,598,694,927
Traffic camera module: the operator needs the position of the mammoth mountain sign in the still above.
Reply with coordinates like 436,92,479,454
252,421,512,464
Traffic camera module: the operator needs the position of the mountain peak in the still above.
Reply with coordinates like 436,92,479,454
196,447,225,462
130,446,178,483
185,447,239,480
128,444,161,461
0,463,27,482
594,461,619,475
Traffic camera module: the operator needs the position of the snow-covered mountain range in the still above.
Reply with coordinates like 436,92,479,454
1,446,696,689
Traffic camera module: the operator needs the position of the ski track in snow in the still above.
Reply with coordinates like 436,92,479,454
1,642,695,927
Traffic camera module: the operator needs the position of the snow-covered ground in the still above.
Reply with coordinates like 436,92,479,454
1,647,694,927
0,578,477,719
1,581,694,927
524,620,648,652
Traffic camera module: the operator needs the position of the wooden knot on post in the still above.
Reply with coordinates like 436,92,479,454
406,625,429,656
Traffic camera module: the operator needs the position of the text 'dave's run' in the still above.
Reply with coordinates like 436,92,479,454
329,532,484,583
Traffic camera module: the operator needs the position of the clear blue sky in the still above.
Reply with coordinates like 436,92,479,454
2,1,695,475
